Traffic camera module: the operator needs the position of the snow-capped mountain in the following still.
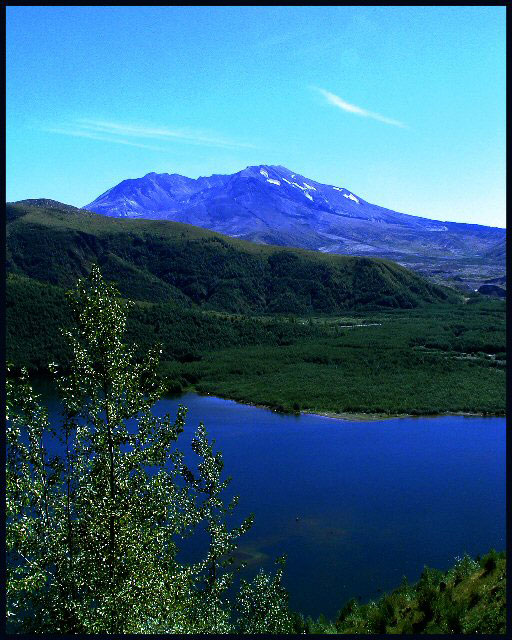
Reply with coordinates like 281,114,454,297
85,165,505,281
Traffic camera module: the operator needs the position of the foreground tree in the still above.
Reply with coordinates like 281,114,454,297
6,265,294,634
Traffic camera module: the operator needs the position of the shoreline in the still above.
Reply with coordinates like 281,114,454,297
302,408,503,422
179,387,504,422
25,375,506,422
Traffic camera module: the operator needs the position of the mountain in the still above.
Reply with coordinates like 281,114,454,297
6,200,459,315
85,165,506,289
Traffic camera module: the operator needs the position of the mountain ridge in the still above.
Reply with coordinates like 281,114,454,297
83,165,505,290
6,199,459,314
86,164,505,228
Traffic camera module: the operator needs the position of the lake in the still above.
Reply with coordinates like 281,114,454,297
36,384,506,620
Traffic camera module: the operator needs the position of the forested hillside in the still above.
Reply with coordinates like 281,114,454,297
6,272,327,371
7,199,506,417
7,200,459,314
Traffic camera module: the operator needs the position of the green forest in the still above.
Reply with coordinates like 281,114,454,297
7,271,506,415
7,200,458,313
6,200,506,416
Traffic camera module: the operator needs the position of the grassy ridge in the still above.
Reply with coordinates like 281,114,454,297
7,201,459,313
304,550,506,634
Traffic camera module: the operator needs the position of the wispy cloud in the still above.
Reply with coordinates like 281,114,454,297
45,127,166,151
43,119,256,150
315,87,408,129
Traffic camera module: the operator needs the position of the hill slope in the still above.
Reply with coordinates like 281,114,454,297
306,550,506,634
6,200,459,314
84,165,506,288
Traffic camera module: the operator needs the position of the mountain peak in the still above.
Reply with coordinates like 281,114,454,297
83,166,505,287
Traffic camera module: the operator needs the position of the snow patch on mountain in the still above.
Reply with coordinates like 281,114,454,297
304,192,313,201
260,169,269,177
344,193,360,203
267,179,281,186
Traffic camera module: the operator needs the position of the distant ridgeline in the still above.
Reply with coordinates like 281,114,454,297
7,199,459,370
7,199,458,310
83,165,506,291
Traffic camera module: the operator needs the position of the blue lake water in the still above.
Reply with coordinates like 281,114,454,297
36,385,506,620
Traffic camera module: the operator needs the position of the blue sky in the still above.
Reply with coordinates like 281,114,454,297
7,6,506,227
